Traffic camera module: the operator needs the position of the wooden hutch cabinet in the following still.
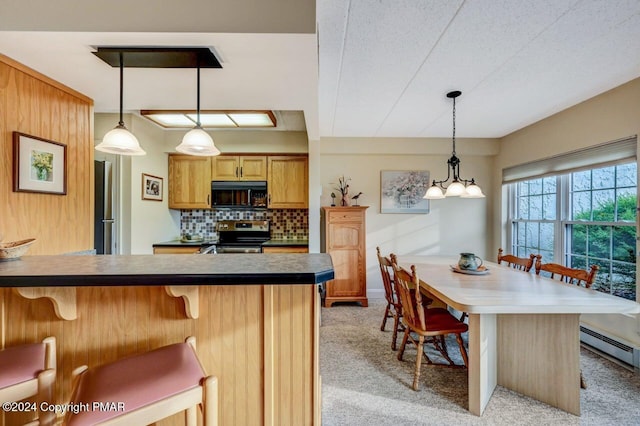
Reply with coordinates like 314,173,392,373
320,206,368,307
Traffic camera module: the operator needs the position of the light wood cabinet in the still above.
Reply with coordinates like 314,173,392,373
212,155,267,181
268,156,308,209
153,246,201,254
168,154,211,209
262,246,309,253
321,206,368,307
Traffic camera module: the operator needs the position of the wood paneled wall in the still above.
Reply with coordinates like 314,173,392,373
0,54,94,255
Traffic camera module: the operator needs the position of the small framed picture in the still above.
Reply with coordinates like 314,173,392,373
13,132,67,195
142,173,163,201
380,170,430,214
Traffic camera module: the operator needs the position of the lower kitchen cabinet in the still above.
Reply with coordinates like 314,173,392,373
262,246,309,253
320,206,368,307
153,246,201,254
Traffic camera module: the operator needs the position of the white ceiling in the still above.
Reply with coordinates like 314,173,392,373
1,0,640,140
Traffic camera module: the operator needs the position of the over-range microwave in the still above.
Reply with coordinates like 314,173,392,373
211,181,268,209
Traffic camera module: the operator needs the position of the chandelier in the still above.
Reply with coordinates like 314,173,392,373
423,90,485,199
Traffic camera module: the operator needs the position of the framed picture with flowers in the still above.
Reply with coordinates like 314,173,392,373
380,170,430,213
13,132,67,195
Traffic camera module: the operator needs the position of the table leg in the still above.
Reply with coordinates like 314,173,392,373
468,313,497,416
497,314,581,416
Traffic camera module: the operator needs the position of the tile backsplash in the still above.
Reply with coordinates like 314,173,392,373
180,209,309,240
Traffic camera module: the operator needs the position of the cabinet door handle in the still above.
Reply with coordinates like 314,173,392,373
207,194,210,205
240,167,243,177
235,167,239,177
268,194,271,205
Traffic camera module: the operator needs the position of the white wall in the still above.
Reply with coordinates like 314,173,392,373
319,137,498,299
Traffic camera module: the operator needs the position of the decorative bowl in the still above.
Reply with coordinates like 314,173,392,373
0,238,36,261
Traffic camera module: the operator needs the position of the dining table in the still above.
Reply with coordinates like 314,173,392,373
398,255,640,417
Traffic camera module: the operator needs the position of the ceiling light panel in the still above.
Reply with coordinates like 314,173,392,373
187,113,237,127
146,114,196,127
228,113,275,127
141,110,277,129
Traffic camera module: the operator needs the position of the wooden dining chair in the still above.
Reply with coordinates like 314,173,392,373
392,263,469,391
377,247,403,350
0,337,56,426
534,259,599,289
497,248,538,272
535,259,599,389
376,253,433,351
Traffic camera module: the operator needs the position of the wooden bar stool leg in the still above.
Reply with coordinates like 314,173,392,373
203,376,219,426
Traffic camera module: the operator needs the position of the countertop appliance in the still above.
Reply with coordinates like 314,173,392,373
214,220,270,253
211,181,267,209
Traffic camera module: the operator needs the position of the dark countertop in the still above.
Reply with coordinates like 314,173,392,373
153,240,216,247
261,239,309,247
0,254,334,287
153,239,309,247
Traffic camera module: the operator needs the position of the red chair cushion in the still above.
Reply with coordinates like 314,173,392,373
67,342,205,425
0,343,45,389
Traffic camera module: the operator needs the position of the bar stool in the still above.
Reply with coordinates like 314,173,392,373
64,336,217,425
0,336,56,426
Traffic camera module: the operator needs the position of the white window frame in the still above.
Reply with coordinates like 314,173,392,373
507,163,637,301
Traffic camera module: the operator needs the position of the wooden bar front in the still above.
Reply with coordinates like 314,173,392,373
1,283,321,426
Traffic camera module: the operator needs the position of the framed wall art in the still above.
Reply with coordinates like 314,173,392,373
142,173,163,201
380,170,430,214
13,132,67,195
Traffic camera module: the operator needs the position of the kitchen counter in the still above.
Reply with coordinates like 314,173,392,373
1,253,331,425
261,238,309,247
153,239,216,247
152,239,309,248
0,253,332,287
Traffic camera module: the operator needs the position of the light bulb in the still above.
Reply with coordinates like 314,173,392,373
461,183,485,198
96,125,146,156
176,127,220,156
424,185,445,199
444,181,466,197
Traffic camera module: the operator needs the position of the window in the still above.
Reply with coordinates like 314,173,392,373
509,162,637,301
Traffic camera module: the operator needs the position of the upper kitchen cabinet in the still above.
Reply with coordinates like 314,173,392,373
212,155,267,181
268,156,308,209
168,154,211,209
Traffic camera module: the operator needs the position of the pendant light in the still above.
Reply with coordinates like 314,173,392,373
175,62,221,156
95,52,146,156
423,90,484,199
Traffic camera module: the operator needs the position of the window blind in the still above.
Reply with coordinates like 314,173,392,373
502,136,637,183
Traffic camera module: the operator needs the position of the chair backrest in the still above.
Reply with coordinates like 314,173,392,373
534,258,599,288
376,247,396,306
497,248,538,272
391,262,425,331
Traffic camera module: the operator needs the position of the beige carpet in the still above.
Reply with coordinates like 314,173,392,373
320,299,640,425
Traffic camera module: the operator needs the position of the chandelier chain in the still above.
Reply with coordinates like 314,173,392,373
451,95,456,155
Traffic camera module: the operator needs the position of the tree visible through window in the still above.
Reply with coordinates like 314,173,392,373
510,162,637,301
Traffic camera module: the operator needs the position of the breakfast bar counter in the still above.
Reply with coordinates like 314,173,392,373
0,254,333,426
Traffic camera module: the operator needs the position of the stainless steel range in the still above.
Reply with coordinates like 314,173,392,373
215,220,270,253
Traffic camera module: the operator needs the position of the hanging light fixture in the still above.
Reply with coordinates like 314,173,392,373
424,90,484,199
95,52,146,156
175,61,221,156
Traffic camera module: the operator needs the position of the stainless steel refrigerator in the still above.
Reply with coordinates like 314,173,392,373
94,160,114,254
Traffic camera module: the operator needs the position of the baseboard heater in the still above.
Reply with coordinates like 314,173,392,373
580,326,640,371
